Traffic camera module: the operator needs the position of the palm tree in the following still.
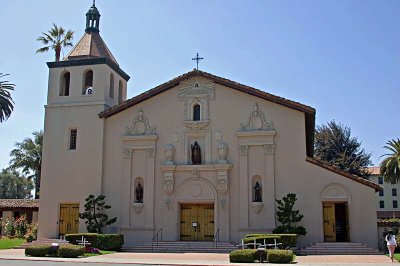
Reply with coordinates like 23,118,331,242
380,138,400,184
0,73,15,122
9,131,43,199
36,23,74,61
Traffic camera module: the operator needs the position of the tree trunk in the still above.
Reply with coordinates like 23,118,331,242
55,48,61,62
34,168,41,199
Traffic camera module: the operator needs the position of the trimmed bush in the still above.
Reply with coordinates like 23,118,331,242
58,244,84,258
25,245,51,257
267,249,294,263
230,249,258,263
65,233,124,251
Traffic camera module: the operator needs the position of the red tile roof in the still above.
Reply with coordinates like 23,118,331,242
367,166,380,175
0,199,39,209
306,157,382,192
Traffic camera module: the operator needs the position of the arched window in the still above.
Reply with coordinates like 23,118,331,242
118,80,123,104
193,104,201,121
82,70,93,95
60,72,70,96
109,74,114,98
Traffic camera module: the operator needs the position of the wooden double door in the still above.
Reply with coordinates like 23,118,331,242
180,204,214,241
59,203,80,236
323,202,349,242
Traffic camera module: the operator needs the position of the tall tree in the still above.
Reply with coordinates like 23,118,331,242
0,169,33,199
0,73,15,122
380,139,400,184
9,131,43,199
314,120,371,178
36,23,74,62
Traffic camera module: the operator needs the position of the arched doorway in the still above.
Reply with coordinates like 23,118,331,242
321,184,351,242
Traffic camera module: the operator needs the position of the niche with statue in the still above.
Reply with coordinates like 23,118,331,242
252,176,262,202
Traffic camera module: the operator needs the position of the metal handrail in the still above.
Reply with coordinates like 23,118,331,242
151,228,163,252
213,228,220,250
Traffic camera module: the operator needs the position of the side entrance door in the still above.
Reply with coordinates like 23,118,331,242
180,204,214,241
323,202,349,242
323,202,336,242
59,203,80,236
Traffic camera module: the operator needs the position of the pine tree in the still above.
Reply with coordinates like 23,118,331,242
79,194,117,233
273,193,306,235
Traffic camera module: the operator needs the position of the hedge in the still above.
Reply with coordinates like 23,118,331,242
25,244,84,258
244,233,298,248
267,249,294,263
230,249,294,263
64,233,124,251
230,249,258,263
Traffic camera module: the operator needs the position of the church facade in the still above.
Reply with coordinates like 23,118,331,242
38,4,381,248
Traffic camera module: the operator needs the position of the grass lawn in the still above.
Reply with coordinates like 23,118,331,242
84,250,115,257
0,238,25,250
393,254,400,262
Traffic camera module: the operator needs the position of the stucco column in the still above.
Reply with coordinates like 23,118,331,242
144,148,155,228
121,148,133,228
239,144,249,228
264,143,276,228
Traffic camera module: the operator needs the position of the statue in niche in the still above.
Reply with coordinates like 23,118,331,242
254,182,262,202
135,183,144,203
191,141,202,165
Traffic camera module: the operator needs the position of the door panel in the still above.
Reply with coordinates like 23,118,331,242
59,203,79,236
323,203,336,242
180,204,214,241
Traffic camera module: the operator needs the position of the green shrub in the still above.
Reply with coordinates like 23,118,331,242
25,245,51,257
229,249,258,263
58,244,84,258
244,233,298,248
273,225,307,236
65,233,124,251
267,249,294,263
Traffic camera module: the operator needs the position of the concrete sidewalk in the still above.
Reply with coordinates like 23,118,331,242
0,249,395,265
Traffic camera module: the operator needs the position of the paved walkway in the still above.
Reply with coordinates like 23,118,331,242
0,249,395,265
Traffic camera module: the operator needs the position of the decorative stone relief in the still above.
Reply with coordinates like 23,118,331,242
164,144,175,165
146,148,155,158
123,148,133,159
179,78,215,130
192,168,200,178
126,108,156,135
132,202,144,214
165,198,171,209
240,103,274,131
264,144,275,155
250,202,264,214
220,198,226,209
239,145,249,156
217,142,228,164
214,130,223,141
215,164,232,195
172,132,179,142
161,165,176,196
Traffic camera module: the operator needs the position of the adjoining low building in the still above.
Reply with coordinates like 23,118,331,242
0,199,39,224
367,167,400,219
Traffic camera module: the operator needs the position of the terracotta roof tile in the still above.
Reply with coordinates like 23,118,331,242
64,32,118,65
0,199,39,209
367,166,380,175
306,157,382,192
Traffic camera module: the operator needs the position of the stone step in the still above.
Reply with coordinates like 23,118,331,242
122,241,238,253
298,242,383,255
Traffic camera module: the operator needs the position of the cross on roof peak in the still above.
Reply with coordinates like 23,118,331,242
192,53,204,70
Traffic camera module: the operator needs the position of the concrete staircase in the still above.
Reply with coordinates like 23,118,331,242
122,241,238,253
298,242,383,255
15,238,69,249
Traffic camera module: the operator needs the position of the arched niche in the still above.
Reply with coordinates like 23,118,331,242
252,175,262,202
60,71,70,96
82,69,94,95
177,179,215,202
320,183,351,203
109,73,114,98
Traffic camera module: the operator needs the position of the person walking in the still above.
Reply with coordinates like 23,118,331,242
386,230,397,262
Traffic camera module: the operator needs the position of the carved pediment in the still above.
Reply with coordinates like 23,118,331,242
240,103,274,131
126,108,156,135
178,78,215,100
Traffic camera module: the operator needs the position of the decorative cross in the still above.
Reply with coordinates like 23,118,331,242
77,236,91,247
93,0,96,7
192,53,204,70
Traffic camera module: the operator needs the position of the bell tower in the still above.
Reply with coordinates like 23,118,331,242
39,2,130,238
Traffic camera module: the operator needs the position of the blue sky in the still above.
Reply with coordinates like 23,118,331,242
0,0,399,169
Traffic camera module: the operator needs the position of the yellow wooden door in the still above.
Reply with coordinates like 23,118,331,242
180,204,214,241
323,202,336,242
59,203,79,236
